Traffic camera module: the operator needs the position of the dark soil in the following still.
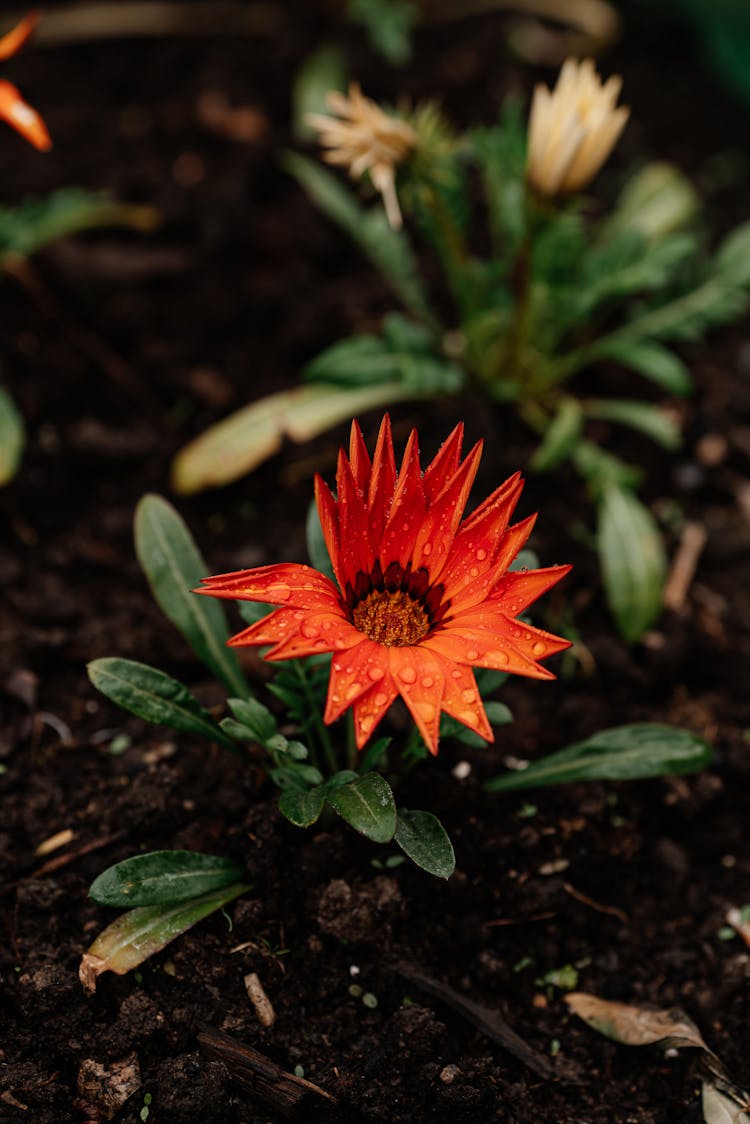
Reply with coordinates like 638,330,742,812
2,3,750,1121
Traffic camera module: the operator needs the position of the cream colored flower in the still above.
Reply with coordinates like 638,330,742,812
307,84,416,229
526,58,629,197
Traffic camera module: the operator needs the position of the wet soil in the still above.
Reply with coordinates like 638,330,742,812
2,3,750,1121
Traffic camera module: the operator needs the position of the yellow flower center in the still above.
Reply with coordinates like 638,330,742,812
352,589,430,647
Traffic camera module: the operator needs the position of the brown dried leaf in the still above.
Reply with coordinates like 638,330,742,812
565,992,711,1052
702,1079,750,1124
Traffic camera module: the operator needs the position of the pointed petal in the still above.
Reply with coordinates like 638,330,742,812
196,562,341,612
352,676,398,748
437,658,493,742
441,475,525,601
0,13,37,61
389,646,444,754
314,474,342,589
367,414,397,539
458,472,523,536
410,441,482,583
422,422,464,501
0,81,50,150
492,514,537,575
261,611,363,660
379,430,426,569
324,639,390,724
488,564,572,614
336,448,372,593
348,419,372,492
445,608,571,660
424,625,556,680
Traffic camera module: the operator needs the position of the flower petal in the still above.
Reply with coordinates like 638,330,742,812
379,429,426,568
196,562,341,611
388,646,444,754
314,474,342,588
324,639,390,724
424,625,556,679
0,80,50,150
488,564,572,614
348,418,372,492
336,447,372,593
367,414,397,540
437,658,493,743
410,441,482,583
352,677,398,747
422,422,464,500
0,13,37,61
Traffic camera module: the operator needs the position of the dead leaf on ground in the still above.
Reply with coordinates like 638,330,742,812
565,992,712,1053
702,1078,750,1124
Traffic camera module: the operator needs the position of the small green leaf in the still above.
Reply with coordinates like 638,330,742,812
597,484,667,642
395,809,455,878
80,882,249,993
134,495,247,697
87,658,233,748
227,697,276,744
278,785,326,827
584,398,681,451
292,45,346,140
531,399,583,472
326,773,397,843
89,851,244,907
593,340,693,395
715,219,750,287
484,702,514,727
572,442,643,496
0,386,24,486
485,723,712,791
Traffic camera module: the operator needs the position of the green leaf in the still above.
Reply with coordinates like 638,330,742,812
572,442,643,496
283,152,433,322
306,499,335,582
348,0,418,64
584,399,682,451
0,386,24,486
278,785,327,827
87,658,234,748
226,697,276,745
89,851,244,907
593,340,693,395
305,325,463,395
395,809,455,878
531,398,583,472
597,485,667,642
485,723,713,792
604,162,700,244
484,702,514,727
79,882,249,993
134,494,246,697
292,45,346,140
471,99,527,259
326,773,397,843
715,219,750,287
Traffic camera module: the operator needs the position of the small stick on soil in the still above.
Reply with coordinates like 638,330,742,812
197,1029,335,1118
663,521,708,613
483,911,557,927
563,882,629,924
244,972,276,1028
397,965,578,1082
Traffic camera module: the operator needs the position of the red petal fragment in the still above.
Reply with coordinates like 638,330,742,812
0,80,50,149
441,476,525,601
410,441,482,583
422,422,464,500
314,474,342,588
0,13,37,61
488,564,572,614
336,447,372,591
458,472,523,536
196,562,341,611
352,676,398,748
437,659,494,742
324,639,390,725
446,608,571,659
424,626,556,679
226,607,297,648
367,414,397,538
492,514,537,576
348,418,372,493
379,429,426,569
388,646,444,754
263,611,362,660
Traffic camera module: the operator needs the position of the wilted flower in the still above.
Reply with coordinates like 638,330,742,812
307,84,415,229
526,57,628,197
197,416,570,755
0,13,50,150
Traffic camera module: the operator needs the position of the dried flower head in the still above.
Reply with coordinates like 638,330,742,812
197,416,571,755
0,13,50,150
526,57,628,197
307,83,415,229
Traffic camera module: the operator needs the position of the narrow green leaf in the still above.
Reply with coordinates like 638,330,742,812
0,386,24,486
79,882,249,993
715,219,750,287
278,785,326,827
227,697,276,744
531,398,583,472
395,809,455,879
594,340,692,395
485,723,712,792
326,773,397,843
89,851,244,907
283,152,433,322
585,398,682,451
572,441,643,496
87,658,234,748
134,494,246,697
292,45,346,140
597,485,667,642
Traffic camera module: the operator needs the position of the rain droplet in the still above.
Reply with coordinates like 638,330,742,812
293,610,305,620
374,692,388,707
476,548,487,561
267,584,291,601
398,666,417,684
461,688,476,703
470,567,479,578
458,708,477,725
421,675,434,689
301,621,319,639
346,682,362,700
451,668,463,680
359,715,373,733
367,666,384,682
466,648,480,661
488,649,509,666
532,640,547,656
422,543,432,556
417,701,436,722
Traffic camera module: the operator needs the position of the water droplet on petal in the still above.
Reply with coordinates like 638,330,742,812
368,665,384,682
421,675,434,689
346,682,362,700
476,548,487,561
458,707,477,725
488,649,509,666
374,692,388,707
470,567,479,578
359,715,374,733
451,668,463,680
461,688,476,703
466,648,480,661
417,701,436,723
268,584,291,601
301,621,319,639
293,610,305,620
532,640,547,656
398,666,417,684
422,542,432,556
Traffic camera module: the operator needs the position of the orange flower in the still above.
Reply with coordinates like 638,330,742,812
197,417,571,754
0,13,50,151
